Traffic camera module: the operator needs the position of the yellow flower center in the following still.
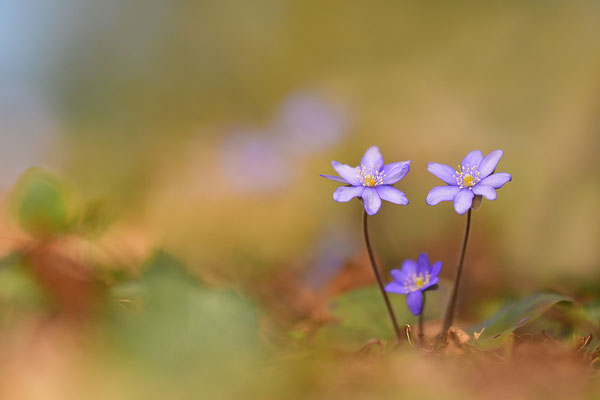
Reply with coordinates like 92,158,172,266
454,164,480,189
414,276,425,288
463,174,474,188
404,272,432,292
357,165,385,187
364,174,376,187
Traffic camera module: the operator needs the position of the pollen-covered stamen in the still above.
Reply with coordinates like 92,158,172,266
403,272,431,292
453,164,480,189
357,164,385,187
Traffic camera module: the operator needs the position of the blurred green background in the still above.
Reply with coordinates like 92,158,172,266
1,1,600,398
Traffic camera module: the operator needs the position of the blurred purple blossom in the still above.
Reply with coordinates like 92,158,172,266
303,226,355,290
426,150,512,215
385,253,442,316
274,92,348,155
321,146,410,215
219,131,291,193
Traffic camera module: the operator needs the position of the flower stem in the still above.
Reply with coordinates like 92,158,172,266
440,208,472,341
419,292,426,345
362,211,402,341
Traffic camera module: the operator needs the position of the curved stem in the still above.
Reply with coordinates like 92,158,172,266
440,208,472,341
362,211,402,341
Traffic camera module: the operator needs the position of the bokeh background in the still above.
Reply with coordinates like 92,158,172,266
1,1,600,399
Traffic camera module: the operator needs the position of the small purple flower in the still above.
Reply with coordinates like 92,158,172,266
321,146,410,215
426,150,512,215
219,131,291,193
385,253,442,316
275,92,348,155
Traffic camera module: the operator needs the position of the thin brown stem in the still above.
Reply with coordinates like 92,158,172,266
440,208,472,341
362,211,402,341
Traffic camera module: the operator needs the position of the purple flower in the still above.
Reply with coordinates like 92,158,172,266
426,150,512,215
385,253,442,316
274,92,348,155
321,146,410,215
219,131,291,193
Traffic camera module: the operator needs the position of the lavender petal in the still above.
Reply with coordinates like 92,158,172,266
385,281,408,295
331,161,361,185
472,184,497,200
360,146,384,171
431,261,442,277
426,186,461,206
381,161,411,184
401,259,418,275
453,188,474,215
422,276,440,290
417,253,430,275
480,172,512,189
375,185,409,205
320,174,348,184
332,186,364,202
478,150,503,178
427,162,457,185
390,268,406,282
362,187,382,215
461,150,483,168
406,291,423,316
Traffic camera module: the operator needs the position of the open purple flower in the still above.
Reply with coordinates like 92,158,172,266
426,150,512,215
385,253,441,316
321,146,410,215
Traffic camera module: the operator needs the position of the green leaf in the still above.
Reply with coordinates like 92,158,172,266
78,199,114,237
325,286,401,342
469,292,573,349
318,285,447,348
0,252,48,320
11,168,71,238
108,251,262,369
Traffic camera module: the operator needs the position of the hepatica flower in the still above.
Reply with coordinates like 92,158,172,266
275,91,348,155
385,253,441,316
321,146,410,215
426,150,512,214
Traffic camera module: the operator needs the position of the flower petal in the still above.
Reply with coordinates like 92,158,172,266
401,259,417,275
430,261,442,277
427,162,457,185
426,186,461,206
360,146,384,171
320,174,348,184
331,161,361,186
385,281,408,295
480,172,512,189
478,150,503,178
406,291,423,316
453,188,474,215
375,185,409,205
422,276,440,291
472,184,496,200
362,187,382,215
462,150,483,168
381,161,411,184
333,186,364,202
390,268,405,282
417,253,430,275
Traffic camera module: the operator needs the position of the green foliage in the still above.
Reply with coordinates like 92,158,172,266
469,292,573,349
77,199,114,238
317,285,447,347
108,251,262,371
0,252,47,321
11,168,72,238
